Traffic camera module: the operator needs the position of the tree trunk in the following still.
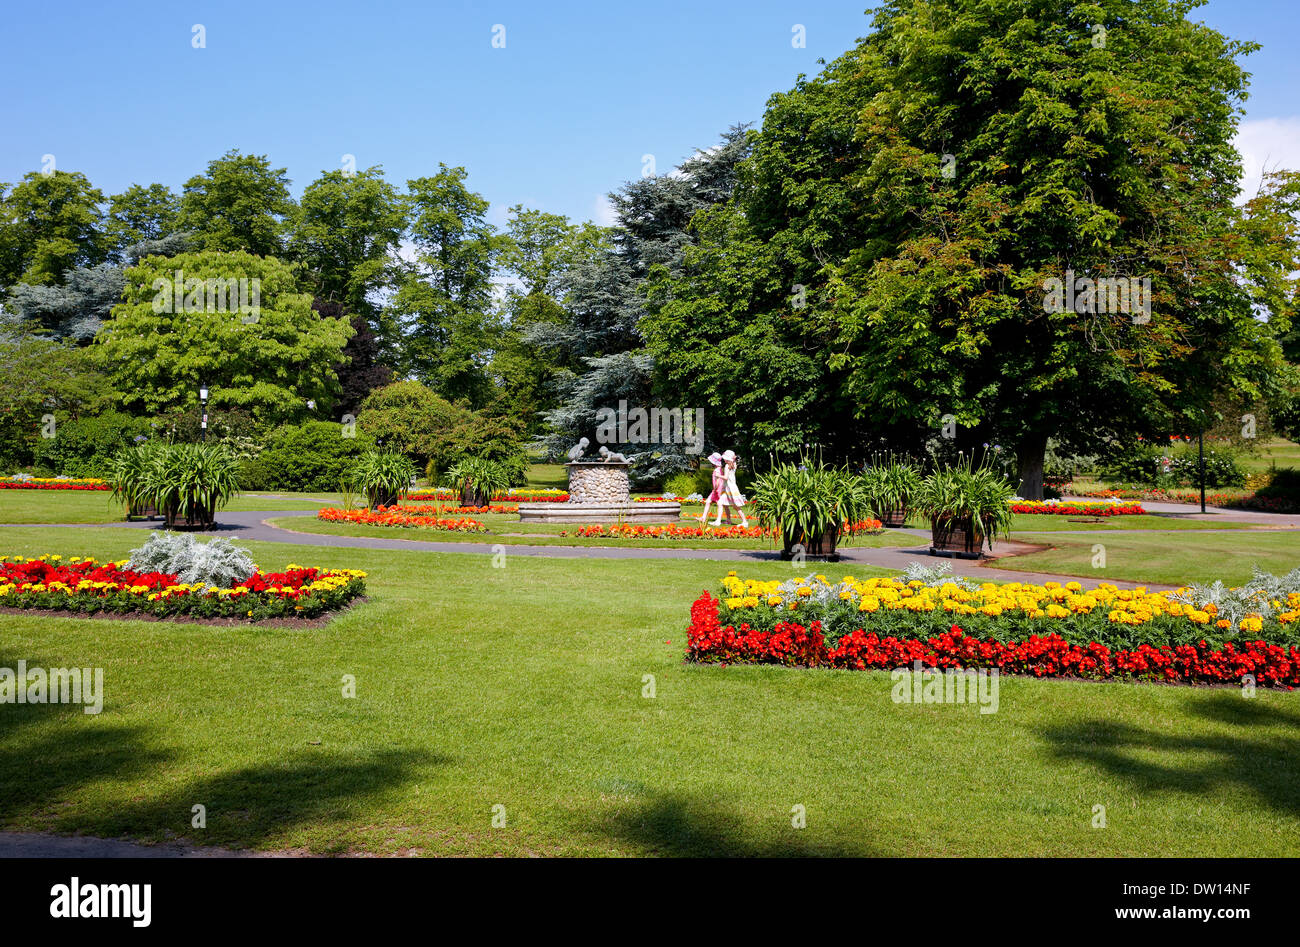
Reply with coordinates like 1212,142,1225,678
1016,433,1049,500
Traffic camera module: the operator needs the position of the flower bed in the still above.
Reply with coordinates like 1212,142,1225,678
404,489,569,503
1,477,109,492
1010,500,1145,516
380,503,518,515
569,523,769,540
685,571,1300,687
316,506,488,532
0,555,365,621
565,518,882,541
1071,485,1298,513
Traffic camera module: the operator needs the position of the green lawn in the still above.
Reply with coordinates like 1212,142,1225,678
992,530,1300,587
0,490,338,524
1005,513,1254,533
1,525,1297,856
525,463,568,490
268,512,918,551
1241,437,1300,474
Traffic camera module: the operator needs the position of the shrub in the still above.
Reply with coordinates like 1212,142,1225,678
351,451,417,508
356,381,468,468
1100,440,1246,488
359,381,530,479
1255,467,1300,502
32,411,151,477
252,421,375,493
665,467,710,498
127,532,256,587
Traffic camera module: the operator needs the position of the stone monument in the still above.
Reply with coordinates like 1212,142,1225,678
517,446,681,524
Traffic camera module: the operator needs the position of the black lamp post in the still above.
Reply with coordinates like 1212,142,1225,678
199,383,210,442
1198,428,1206,514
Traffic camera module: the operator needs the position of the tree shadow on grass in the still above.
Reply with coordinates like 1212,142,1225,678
101,748,446,851
587,792,882,857
1038,692,1300,819
0,649,443,851
0,650,174,823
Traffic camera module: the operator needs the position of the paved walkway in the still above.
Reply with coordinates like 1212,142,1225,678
6,499,1297,592
0,832,293,857
7,509,1186,589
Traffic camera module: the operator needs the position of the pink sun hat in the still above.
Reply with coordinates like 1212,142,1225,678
707,452,723,467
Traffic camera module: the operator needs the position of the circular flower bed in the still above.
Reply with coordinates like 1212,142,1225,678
0,555,365,621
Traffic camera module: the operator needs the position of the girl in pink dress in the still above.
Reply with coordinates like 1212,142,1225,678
699,452,725,524
711,450,749,528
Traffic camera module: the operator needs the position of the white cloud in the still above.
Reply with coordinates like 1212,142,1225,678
1233,117,1300,202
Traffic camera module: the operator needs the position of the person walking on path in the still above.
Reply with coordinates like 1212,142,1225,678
711,450,749,528
698,452,725,524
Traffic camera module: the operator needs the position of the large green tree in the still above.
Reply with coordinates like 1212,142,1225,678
0,314,110,466
491,206,607,432
0,170,106,287
105,183,181,262
392,165,499,406
176,151,295,257
93,251,352,423
288,167,406,325
643,0,1300,497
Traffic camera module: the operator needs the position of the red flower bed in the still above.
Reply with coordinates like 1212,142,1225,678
570,523,769,540
316,506,487,532
1009,501,1145,516
383,503,518,515
0,555,365,621
404,490,569,503
685,592,1300,687
0,479,109,491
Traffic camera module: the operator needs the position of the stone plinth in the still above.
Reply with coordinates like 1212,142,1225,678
566,461,631,504
516,461,682,524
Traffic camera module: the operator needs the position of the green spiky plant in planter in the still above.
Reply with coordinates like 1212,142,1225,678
351,451,417,509
916,460,1015,558
861,455,923,527
750,458,875,560
109,443,240,530
108,441,163,520
444,456,512,507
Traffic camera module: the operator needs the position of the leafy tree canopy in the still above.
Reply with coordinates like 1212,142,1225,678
93,250,352,424
643,0,1300,497
176,151,294,257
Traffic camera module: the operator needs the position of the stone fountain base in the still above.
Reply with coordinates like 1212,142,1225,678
516,501,682,524
517,460,681,524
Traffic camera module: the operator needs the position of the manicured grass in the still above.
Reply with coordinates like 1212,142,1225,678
268,511,918,551
1241,438,1300,474
0,490,339,524
0,525,1296,856
991,530,1300,587
1005,513,1254,533
525,463,568,490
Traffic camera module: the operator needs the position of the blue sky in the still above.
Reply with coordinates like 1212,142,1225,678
3,0,1298,227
